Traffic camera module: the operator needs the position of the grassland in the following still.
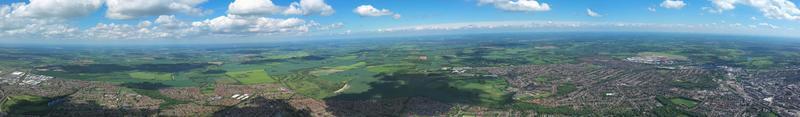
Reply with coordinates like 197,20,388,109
366,63,415,73
556,83,577,96
739,57,775,69
655,96,703,116
670,98,699,108
759,112,779,117
310,62,367,76
282,77,338,99
225,70,277,85
1,95,51,115
129,72,173,81
265,51,310,59
449,78,511,105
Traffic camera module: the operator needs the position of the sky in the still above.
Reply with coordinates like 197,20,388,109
1,0,800,41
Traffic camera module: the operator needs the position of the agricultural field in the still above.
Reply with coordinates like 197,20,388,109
225,70,276,85
129,72,173,81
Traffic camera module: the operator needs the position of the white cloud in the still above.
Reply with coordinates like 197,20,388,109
371,21,798,38
283,0,335,16
393,14,402,19
708,0,800,21
479,0,551,12
317,22,344,30
227,0,334,16
87,23,170,39
745,0,800,21
86,15,200,39
354,5,394,17
227,0,282,16
648,7,657,12
352,5,402,19
0,0,342,40
81,14,344,40
661,0,687,9
0,3,82,39
154,15,191,29
11,0,103,18
193,15,316,34
283,3,304,15
710,0,737,12
586,9,602,17
105,0,208,19
758,22,779,29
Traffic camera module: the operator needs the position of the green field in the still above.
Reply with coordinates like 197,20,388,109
759,112,779,117
366,63,415,73
535,76,557,83
129,72,173,81
654,96,704,116
283,78,338,99
738,57,775,69
1,95,51,115
332,62,367,70
670,98,699,108
449,78,511,105
266,51,311,59
226,70,277,85
556,83,577,96
310,62,367,76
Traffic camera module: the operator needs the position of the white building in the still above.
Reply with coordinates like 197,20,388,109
11,71,24,76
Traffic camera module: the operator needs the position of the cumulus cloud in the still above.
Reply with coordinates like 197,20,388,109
352,5,402,19
86,15,202,39
84,14,333,39
354,5,394,17
227,0,282,16
283,0,335,16
0,2,82,39
316,22,344,30
192,15,315,34
87,23,172,39
661,0,687,9
105,0,208,20
586,9,602,17
0,0,343,40
11,0,103,19
709,0,800,21
479,0,551,12
227,0,334,16
710,0,737,12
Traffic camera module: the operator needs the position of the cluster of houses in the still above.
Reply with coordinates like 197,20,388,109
625,56,675,64
0,71,53,85
441,67,472,74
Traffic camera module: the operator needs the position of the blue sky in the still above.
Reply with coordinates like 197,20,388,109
1,0,799,40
